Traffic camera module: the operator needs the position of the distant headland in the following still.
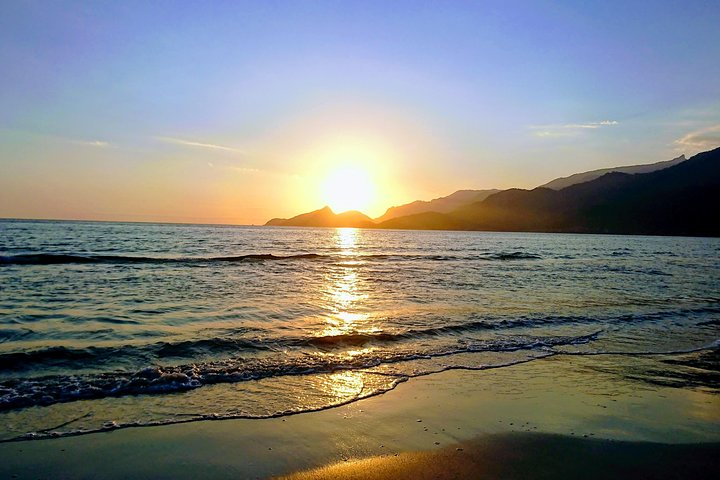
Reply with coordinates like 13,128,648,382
265,148,719,237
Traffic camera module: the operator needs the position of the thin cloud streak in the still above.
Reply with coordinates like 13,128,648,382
530,120,619,130
533,131,575,138
530,120,619,138
674,124,720,150
206,161,262,174
68,139,112,148
156,136,244,154
230,166,261,174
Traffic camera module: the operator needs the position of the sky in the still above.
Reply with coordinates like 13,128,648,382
1,0,719,224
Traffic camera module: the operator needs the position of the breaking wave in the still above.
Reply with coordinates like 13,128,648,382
0,253,324,265
1,251,547,266
0,332,599,411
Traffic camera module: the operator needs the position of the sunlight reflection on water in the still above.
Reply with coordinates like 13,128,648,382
321,229,374,338
336,227,358,254
322,370,366,401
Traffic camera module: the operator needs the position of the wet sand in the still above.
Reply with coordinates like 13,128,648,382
280,433,720,480
1,355,718,479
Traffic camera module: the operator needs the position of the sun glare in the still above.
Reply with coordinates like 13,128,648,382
322,165,375,213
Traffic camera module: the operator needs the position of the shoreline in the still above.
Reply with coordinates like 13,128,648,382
1,354,718,478
3,342,716,445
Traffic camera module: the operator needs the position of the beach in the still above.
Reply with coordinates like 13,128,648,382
1,222,718,478
4,1,720,477
1,353,718,479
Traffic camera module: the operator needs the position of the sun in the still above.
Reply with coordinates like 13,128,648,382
322,165,375,213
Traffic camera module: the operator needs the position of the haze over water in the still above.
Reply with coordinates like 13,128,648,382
0,219,718,440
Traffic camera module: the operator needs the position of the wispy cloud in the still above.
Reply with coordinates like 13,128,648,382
530,120,619,137
206,161,260,174
532,130,575,138
230,166,261,174
68,139,112,148
156,136,244,154
674,124,720,150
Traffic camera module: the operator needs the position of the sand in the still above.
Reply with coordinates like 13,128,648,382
279,433,720,480
1,355,718,479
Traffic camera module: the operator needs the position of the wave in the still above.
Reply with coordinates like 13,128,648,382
0,325,555,372
359,252,542,261
4,354,554,443
0,253,325,265
479,252,542,260
304,332,401,347
3,305,716,371
0,323,583,372
556,339,720,357
0,311,611,371
4,374,411,442
697,319,720,327
299,318,581,348
0,332,597,411
0,250,545,266
303,306,720,349
4,339,719,443
0,338,270,372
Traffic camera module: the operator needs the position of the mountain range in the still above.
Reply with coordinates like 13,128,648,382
375,189,500,222
265,148,720,236
265,207,375,228
539,154,686,190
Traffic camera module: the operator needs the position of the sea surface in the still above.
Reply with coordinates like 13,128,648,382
0,219,718,441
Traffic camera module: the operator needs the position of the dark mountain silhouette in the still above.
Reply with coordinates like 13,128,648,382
265,206,375,228
379,211,466,231
376,147,720,236
539,154,686,190
375,189,500,222
264,148,719,236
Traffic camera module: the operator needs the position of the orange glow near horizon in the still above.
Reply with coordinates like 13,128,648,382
302,137,403,218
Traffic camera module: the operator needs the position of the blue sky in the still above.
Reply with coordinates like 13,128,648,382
1,1,719,223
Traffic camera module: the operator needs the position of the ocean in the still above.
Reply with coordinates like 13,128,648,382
0,219,718,441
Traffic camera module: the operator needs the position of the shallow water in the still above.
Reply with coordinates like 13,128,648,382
0,219,718,440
